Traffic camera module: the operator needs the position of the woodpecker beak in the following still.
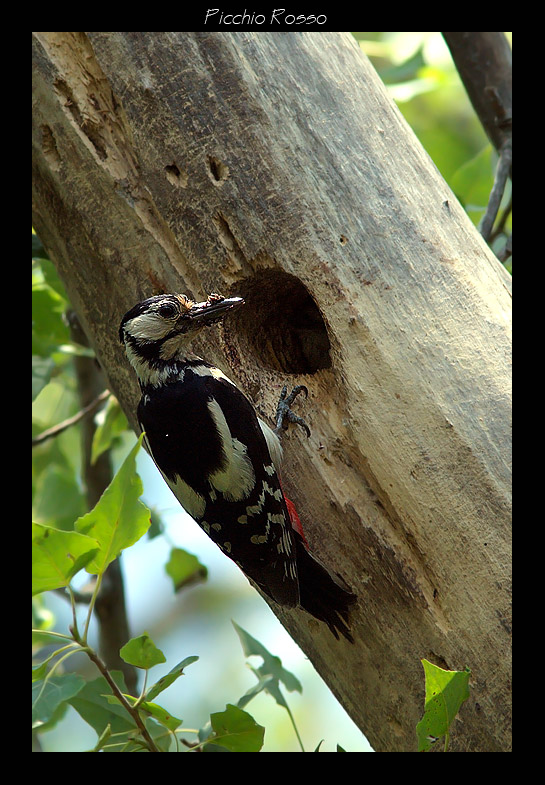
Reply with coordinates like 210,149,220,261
187,295,245,326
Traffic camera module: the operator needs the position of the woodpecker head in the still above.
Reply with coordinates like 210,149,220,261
119,292,244,386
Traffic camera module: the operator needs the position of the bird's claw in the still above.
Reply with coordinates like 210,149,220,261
274,385,311,438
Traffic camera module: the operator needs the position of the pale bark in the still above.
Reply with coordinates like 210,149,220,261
32,32,512,752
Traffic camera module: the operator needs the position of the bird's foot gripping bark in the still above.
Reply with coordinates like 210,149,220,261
274,385,311,438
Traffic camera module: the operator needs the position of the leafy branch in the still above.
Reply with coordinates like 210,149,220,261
32,390,111,447
32,436,277,752
32,436,167,752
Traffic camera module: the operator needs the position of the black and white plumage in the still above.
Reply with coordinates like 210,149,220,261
119,293,356,641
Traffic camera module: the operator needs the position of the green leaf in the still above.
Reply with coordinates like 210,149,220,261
165,547,208,591
315,740,347,752
39,257,67,300
138,701,182,732
208,704,265,752
75,435,150,574
33,642,74,682
119,632,166,670
67,672,137,741
32,673,86,727
232,620,302,704
232,621,305,751
91,395,128,464
32,233,47,259
236,674,276,709
145,656,199,702
33,463,86,531
451,145,495,211
32,522,99,595
32,661,49,682
147,506,165,540
32,355,56,400
32,284,69,357
416,660,471,752
32,596,56,638
89,723,113,753
380,45,426,84
104,692,180,747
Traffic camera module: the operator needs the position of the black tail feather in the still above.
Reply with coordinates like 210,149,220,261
295,535,357,643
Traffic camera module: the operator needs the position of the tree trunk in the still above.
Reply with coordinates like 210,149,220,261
32,32,512,752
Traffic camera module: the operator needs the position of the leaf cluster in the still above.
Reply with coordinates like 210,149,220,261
32,431,326,751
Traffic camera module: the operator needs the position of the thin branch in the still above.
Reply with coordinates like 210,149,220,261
80,642,160,752
479,140,512,241
489,193,512,243
32,389,110,447
54,585,95,605
498,234,512,263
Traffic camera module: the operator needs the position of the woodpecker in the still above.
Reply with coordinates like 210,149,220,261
119,292,356,641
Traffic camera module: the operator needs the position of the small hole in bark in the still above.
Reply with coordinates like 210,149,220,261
41,125,61,171
207,155,228,183
165,163,187,187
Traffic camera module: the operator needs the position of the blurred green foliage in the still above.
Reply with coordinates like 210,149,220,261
352,32,511,267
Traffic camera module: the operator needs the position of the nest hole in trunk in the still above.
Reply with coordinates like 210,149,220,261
227,270,332,375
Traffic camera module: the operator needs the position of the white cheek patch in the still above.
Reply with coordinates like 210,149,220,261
207,398,255,501
126,313,172,341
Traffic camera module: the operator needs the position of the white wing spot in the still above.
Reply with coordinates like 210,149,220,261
190,365,236,384
258,418,283,472
267,513,285,525
207,399,255,501
164,474,206,520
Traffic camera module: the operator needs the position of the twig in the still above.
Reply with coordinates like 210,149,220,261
54,585,95,605
498,234,512,263
32,389,110,447
489,193,512,243
479,140,512,241
80,641,161,752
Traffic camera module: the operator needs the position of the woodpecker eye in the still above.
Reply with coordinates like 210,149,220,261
158,303,178,319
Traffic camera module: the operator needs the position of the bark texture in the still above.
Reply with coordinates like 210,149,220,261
32,32,512,752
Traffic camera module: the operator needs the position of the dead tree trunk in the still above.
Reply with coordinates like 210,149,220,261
32,32,512,752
